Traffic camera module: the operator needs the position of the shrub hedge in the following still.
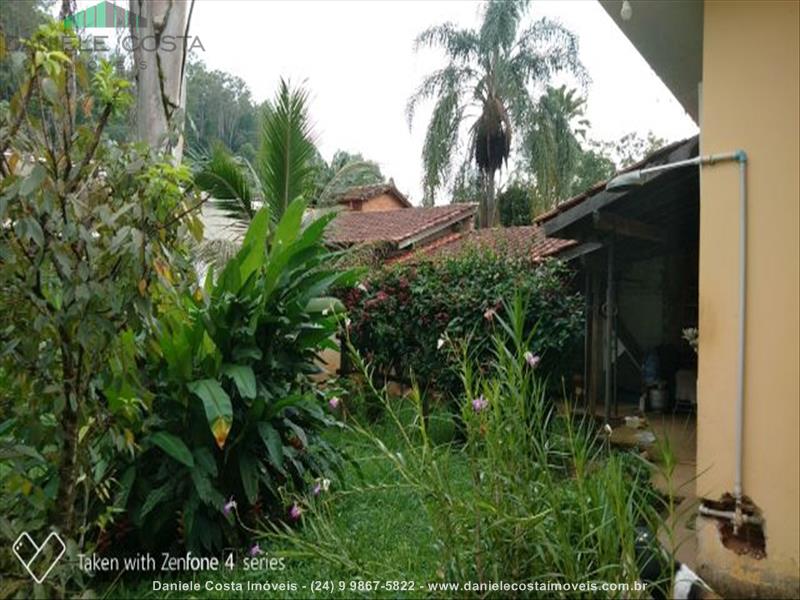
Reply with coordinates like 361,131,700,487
340,250,583,398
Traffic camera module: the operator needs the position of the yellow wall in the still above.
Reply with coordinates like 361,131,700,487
698,1,799,595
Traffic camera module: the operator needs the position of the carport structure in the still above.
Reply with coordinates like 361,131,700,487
539,136,700,423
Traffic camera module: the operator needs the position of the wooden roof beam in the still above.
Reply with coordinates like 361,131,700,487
592,210,664,243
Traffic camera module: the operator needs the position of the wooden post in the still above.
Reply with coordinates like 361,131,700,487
604,239,615,423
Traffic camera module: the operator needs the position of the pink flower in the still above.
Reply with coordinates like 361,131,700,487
524,352,540,369
288,503,302,522
471,395,489,413
223,497,237,516
483,308,496,322
249,543,262,557
328,396,341,411
312,478,330,496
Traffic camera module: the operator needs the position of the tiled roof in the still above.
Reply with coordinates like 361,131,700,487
337,182,412,207
325,204,476,246
394,225,576,264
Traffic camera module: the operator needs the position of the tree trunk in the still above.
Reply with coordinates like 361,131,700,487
53,346,81,536
479,170,497,228
486,171,497,227
130,0,195,161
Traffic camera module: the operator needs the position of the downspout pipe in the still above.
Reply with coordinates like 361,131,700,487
607,150,749,531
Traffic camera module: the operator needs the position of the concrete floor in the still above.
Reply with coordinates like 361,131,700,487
647,414,699,568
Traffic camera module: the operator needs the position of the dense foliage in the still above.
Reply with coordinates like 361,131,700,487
0,23,206,595
0,24,356,594
185,60,261,163
122,201,356,554
0,22,202,544
341,251,583,398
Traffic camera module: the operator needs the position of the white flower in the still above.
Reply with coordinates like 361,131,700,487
437,337,445,350
357,283,368,292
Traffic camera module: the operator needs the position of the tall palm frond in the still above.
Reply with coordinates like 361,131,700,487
195,142,256,223
256,79,316,221
193,80,317,269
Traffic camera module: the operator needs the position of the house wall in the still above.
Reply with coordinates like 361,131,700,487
697,2,800,597
361,194,407,212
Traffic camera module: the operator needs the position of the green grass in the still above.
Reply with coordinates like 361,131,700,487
104,403,466,599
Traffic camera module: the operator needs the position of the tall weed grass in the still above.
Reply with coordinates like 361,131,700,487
262,297,674,598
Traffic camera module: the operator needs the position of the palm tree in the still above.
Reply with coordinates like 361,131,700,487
195,78,316,227
523,85,589,215
407,0,585,226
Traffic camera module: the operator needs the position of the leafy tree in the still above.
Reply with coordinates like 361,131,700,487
0,0,52,100
185,60,259,161
450,162,482,204
309,148,385,206
603,130,667,168
570,144,616,194
522,85,588,214
497,181,534,226
0,23,201,544
407,0,585,226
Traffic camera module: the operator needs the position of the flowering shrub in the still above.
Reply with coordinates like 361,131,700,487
341,250,583,397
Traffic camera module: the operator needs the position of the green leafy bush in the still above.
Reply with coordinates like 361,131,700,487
0,23,204,594
341,251,583,398
120,201,357,553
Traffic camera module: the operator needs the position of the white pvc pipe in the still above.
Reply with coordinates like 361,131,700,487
642,150,750,526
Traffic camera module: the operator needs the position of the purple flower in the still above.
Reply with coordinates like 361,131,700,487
328,396,341,411
223,497,237,516
312,482,322,496
312,478,331,496
249,543,262,557
288,503,302,522
471,395,489,413
524,351,541,369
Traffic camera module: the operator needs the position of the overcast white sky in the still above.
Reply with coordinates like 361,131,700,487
77,0,699,205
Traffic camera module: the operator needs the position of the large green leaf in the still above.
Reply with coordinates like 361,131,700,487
239,453,259,504
305,296,345,315
257,422,285,474
150,432,194,468
237,206,270,284
222,364,257,399
187,379,233,449
140,480,175,520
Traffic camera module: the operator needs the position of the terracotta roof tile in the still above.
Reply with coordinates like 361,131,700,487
396,225,576,264
325,204,476,246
